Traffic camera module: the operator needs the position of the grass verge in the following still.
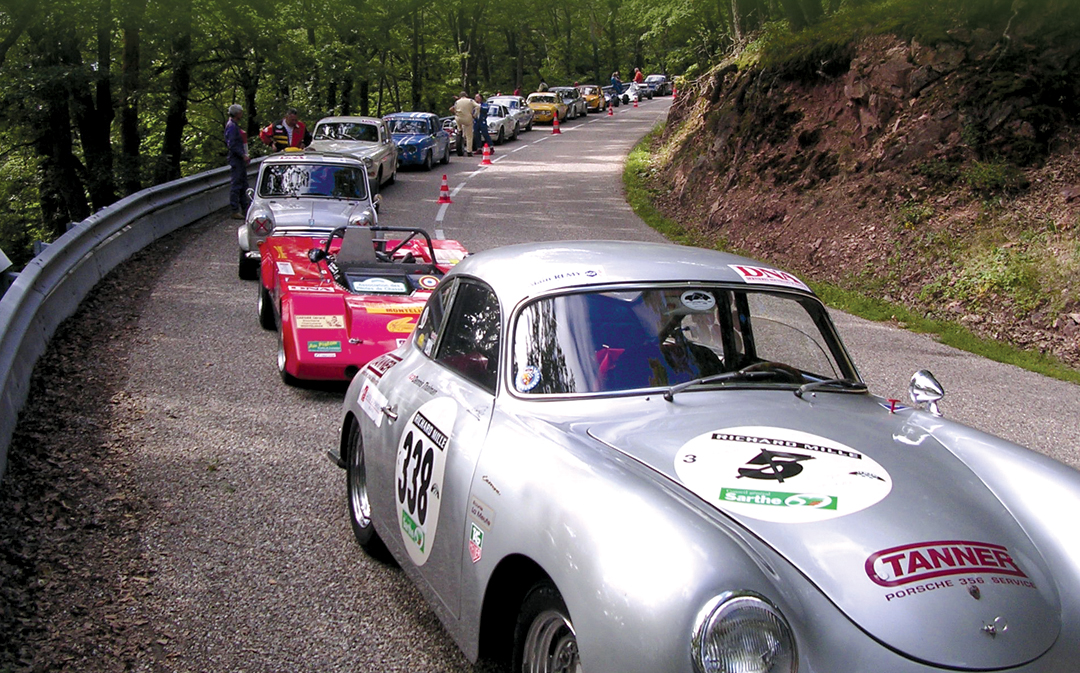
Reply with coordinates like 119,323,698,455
625,128,1080,386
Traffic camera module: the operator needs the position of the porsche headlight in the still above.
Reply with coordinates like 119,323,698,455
692,592,796,673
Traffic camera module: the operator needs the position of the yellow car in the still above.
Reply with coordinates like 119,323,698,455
526,92,568,124
577,84,605,113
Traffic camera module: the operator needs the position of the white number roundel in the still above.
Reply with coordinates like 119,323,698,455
395,397,456,565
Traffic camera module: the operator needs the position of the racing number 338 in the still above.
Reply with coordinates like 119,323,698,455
395,398,456,565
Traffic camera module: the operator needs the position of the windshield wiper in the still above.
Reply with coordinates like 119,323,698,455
794,378,868,398
663,370,778,402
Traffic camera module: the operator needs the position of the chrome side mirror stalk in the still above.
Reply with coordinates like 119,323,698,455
909,370,945,417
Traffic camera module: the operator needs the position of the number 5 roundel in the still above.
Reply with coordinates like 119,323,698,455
395,397,457,565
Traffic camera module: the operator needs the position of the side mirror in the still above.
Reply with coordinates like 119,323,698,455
246,187,255,200
372,194,382,212
308,248,327,264
909,370,945,417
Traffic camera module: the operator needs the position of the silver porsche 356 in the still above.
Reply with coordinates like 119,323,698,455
330,241,1080,673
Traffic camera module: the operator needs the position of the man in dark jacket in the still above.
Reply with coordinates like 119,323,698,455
224,104,250,219
259,108,311,151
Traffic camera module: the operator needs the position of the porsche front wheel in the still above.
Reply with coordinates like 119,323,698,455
515,582,581,673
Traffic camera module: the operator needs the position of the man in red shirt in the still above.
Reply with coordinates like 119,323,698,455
259,108,311,151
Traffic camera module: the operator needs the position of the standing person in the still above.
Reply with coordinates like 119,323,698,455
610,71,624,98
224,104,250,220
513,85,521,96
538,77,549,92
473,93,494,154
449,92,479,156
259,107,311,151
633,67,644,84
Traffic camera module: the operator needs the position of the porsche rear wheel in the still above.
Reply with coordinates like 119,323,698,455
345,417,392,561
258,284,276,330
515,582,581,673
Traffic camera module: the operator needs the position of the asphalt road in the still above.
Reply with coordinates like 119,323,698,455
42,95,1080,671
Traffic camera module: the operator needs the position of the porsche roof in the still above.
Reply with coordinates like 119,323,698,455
445,241,814,306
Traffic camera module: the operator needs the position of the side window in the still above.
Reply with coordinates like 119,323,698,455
413,280,457,358
435,282,502,392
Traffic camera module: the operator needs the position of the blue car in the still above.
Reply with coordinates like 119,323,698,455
383,112,451,170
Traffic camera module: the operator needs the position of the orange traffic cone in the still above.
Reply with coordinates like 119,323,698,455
437,174,453,204
634,97,639,107
607,103,614,117
480,144,493,165
672,85,677,100
552,116,561,134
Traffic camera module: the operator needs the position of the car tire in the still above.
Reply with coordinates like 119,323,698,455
372,169,383,195
441,143,450,164
277,329,300,386
423,150,434,171
386,163,396,186
526,119,533,132
345,416,390,557
456,138,464,156
238,250,259,281
514,581,579,673
258,284,276,331
496,127,505,145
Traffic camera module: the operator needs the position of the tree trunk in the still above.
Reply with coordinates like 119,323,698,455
119,0,147,195
411,10,422,109
28,22,91,237
72,0,117,209
154,0,193,184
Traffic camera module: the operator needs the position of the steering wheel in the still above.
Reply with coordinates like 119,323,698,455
738,361,804,382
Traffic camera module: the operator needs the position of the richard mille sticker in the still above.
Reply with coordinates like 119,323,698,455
674,426,892,523
396,397,456,566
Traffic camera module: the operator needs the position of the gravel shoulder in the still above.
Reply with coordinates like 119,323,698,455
0,214,492,672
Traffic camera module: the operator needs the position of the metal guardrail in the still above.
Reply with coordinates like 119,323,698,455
0,161,260,479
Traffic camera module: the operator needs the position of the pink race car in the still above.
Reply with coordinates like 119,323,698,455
257,225,467,385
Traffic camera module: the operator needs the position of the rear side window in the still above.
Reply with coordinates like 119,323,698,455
435,282,502,393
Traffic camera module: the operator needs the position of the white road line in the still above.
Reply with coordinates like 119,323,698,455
435,228,445,239
450,183,465,196
435,203,450,222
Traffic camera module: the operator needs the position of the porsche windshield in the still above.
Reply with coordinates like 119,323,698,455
258,163,368,199
511,286,856,395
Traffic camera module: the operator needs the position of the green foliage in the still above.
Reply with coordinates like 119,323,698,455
895,200,934,229
961,161,1028,196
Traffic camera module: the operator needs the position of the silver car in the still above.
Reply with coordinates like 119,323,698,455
488,95,534,134
332,240,1080,672
484,103,517,144
236,152,378,280
307,116,398,194
550,86,588,118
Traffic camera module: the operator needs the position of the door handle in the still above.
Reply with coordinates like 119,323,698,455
381,405,398,422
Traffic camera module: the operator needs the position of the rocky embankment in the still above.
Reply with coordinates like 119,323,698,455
654,18,1080,368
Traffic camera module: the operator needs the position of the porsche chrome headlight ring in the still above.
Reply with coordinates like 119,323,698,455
691,592,797,673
